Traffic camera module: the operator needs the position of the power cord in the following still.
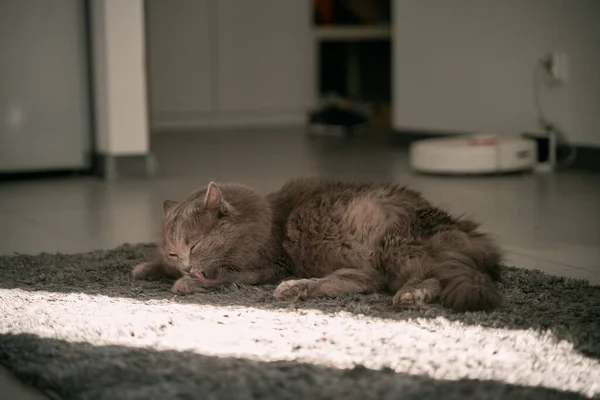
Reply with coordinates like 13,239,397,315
532,58,577,168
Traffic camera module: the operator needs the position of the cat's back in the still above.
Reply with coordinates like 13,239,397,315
270,178,428,214
270,179,430,276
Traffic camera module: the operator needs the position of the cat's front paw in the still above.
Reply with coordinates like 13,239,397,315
273,279,313,301
132,262,164,281
171,277,209,295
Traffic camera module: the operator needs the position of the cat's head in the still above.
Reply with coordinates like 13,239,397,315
159,182,271,285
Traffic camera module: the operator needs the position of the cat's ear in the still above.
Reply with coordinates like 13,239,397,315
163,200,178,216
204,182,223,210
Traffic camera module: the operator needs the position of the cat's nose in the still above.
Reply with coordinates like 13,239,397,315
181,259,191,272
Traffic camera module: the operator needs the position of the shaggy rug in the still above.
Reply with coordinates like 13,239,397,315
0,244,599,400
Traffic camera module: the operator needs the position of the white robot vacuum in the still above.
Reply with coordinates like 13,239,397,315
409,134,537,175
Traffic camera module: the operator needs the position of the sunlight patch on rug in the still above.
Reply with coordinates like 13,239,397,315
1,288,598,398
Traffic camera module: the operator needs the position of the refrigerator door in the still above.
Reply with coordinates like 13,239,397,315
0,0,91,173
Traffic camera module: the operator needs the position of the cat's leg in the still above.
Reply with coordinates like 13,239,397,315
171,276,211,295
172,264,288,295
378,232,443,310
221,262,290,286
392,278,440,309
171,268,267,295
132,260,182,281
273,268,383,301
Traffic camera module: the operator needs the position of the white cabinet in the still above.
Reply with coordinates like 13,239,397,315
145,0,310,130
145,0,213,116
215,0,311,112
0,0,90,172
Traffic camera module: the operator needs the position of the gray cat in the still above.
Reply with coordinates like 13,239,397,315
132,179,503,311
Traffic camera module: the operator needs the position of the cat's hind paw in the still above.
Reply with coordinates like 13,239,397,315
273,279,313,302
393,288,429,310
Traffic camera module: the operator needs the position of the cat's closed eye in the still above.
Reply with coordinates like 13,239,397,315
168,253,179,259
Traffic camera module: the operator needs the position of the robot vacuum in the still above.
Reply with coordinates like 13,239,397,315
409,134,537,175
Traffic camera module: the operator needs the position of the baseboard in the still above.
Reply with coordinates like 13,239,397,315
150,109,307,133
0,169,91,181
93,153,156,180
390,130,600,173
389,129,454,146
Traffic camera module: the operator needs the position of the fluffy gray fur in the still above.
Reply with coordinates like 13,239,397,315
134,179,503,311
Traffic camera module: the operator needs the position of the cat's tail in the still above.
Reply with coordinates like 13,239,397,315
429,230,503,312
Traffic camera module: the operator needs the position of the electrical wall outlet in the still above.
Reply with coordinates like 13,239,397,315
542,52,568,85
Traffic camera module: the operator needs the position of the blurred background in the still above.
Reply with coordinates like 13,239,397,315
0,1,599,284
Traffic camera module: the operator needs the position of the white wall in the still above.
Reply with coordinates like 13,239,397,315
91,0,149,155
145,0,213,116
393,0,600,147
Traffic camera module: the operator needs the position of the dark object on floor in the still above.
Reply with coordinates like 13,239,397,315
0,244,599,400
309,103,368,127
308,95,369,137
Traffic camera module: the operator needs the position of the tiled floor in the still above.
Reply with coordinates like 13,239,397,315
1,127,600,398
2,127,599,282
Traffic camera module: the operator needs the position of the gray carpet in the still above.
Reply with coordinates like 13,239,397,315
0,244,599,400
